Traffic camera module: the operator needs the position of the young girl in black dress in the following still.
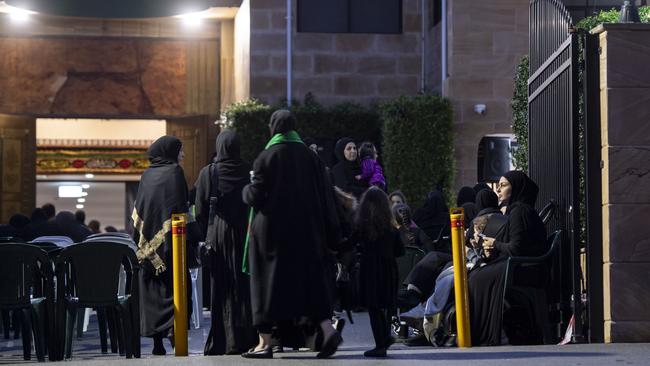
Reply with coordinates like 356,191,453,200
355,187,404,357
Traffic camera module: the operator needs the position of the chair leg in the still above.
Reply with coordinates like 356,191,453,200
13,309,21,339
105,308,119,354
112,307,126,356
64,304,77,359
97,308,109,354
20,309,32,361
117,304,133,358
31,304,46,362
129,300,141,358
2,309,10,339
76,307,85,339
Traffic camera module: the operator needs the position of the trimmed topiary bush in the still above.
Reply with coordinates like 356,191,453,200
512,56,529,173
380,94,454,206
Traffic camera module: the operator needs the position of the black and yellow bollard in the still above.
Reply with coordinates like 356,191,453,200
172,214,188,356
450,208,471,347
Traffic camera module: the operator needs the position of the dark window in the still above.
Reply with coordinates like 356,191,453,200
297,0,402,34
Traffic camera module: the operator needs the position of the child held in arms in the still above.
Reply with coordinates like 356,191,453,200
355,142,386,191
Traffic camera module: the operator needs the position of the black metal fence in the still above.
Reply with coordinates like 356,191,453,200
528,0,582,342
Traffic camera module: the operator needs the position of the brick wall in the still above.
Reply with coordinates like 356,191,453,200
444,0,529,188
246,0,423,105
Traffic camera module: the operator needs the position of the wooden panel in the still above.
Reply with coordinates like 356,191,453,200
220,21,236,110
166,115,211,189
186,40,220,115
0,114,36,223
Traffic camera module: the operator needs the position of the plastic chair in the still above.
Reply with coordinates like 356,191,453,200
54,241,140,360
538,200,557,225
0,243,55,362
502,230,562,344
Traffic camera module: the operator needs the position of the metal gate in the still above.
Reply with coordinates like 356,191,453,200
527,0,582,342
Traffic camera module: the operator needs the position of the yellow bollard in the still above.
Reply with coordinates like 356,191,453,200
450,207,472,347
171,214,188,356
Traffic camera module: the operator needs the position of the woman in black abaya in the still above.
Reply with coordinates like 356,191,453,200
242,110,342,359
412,190,450,252
194,130,256,355
132,136,189,355
331,138,367,198
468,170,547,346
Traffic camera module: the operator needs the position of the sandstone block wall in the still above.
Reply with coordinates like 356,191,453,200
597,24,650,343
246,0,423,106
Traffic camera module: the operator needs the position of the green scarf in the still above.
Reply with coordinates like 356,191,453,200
242,131,304,274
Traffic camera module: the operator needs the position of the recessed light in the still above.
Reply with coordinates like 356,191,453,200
81,192,88,197
85,173,94,179
77,198,86,203
76,204,84,209
58,186,83,198
81,184,90,189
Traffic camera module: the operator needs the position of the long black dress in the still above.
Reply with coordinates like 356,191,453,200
468,171,547,346
132,136,188,338
242,110,341,331
331,137,367,198
194,130,256,355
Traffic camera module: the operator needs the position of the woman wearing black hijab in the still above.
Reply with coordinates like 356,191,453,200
457,186,478,227
242,110,342,359
331,137,366,198
194,130,256,355
412,190,450,252
55,211,91,243
467,170,547,346
132,135,189,355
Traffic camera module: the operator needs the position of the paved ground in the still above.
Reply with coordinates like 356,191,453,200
2,310,650,365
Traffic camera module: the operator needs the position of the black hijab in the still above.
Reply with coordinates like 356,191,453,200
269,109,296,136
475,188,500,216
331,137,365,197
133,135,188,274
9,214,30,230
503,170,539,213
457,186,476,206
473,182,491,194
148,135,182,166
413,190,449,239
214,130,250,195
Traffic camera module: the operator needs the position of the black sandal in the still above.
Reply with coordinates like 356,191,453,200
241,346,273,359
316,331,342,359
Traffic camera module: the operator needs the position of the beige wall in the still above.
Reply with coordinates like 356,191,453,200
443,0,529,188
246,0,423,106
36,118,166,141
234,0,251,102
596,24,650,343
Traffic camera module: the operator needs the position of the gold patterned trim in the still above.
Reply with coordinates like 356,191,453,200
132,208,170,275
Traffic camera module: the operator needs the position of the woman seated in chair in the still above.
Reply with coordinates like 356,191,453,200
468,170,548,346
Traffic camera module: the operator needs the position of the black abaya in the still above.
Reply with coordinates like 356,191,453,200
194,130,256,355
468,171,547,346
133,136,188,338
242,111,341,330
331,137,367,198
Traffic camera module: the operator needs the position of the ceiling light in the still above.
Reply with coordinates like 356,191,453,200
81,184,90,189
58,186,83,198
178,11,204,27
77,198,86,203
4,4,36,22
85,173,94,179
76,204,84,209
81,192,88,197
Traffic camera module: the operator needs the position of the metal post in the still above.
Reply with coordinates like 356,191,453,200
172,214,188,356
286,0,293,106
450,208,471,347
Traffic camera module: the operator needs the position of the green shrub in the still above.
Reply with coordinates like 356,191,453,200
512,56,529,172
221,94,382,163
380,94,454,206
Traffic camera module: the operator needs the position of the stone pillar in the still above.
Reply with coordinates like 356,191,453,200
595,23,650,342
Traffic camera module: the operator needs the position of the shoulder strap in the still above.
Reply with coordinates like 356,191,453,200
209,163,220,198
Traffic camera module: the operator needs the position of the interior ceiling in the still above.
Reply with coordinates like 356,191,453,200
5,0,242,18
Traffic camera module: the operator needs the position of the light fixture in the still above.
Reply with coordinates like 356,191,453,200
81,192,88,197
76,204,84,209
178,11,204,27
85,173,94,179
5,4,35,22
81,184,90,189
77,198,86,203
58,186,83,198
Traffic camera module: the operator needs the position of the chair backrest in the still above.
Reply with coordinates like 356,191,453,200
0,243,53,307
538,200,557,225
55,241,139,306
32,236,74,247
86,232,132,240
83,235,137,251
0,236,24,243
397,246,426,285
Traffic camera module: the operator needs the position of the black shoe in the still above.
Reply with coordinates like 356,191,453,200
364,347,387,357
405,334,429,347
316,331,342,359
335,318,346,334
152,345,166,356
241,346,273,359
